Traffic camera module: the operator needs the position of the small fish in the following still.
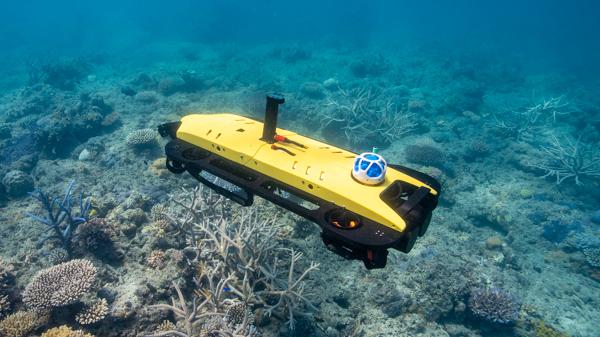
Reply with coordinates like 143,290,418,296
223,287,231,292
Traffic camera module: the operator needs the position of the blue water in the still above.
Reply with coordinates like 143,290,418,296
0,1,599,337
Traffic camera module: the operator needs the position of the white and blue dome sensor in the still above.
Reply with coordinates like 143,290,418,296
352,149,387,185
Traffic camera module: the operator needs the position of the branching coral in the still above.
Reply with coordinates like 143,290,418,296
75,298,108,325
147,282,260,337
530,134,600,185
147,281,233,337
23,259,97,311
468,287,520,325
148,186,319,334
41,325,95,337
26,180,91,254
0,310,48,337
493,96,573,141
324,86,416,147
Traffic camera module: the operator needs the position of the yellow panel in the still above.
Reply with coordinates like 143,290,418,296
177,113,438,232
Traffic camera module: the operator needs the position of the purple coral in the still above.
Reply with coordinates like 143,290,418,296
468,287,520,324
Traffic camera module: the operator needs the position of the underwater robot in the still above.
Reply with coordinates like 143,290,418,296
158,94,440,269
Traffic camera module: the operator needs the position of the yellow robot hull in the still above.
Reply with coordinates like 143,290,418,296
159,113,440,269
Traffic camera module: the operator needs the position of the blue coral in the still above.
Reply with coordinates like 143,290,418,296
468,287,520,325
26,180,91,254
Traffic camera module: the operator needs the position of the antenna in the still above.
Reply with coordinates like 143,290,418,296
261,93,285,143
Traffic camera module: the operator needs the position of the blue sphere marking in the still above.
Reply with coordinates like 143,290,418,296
367,164,382,177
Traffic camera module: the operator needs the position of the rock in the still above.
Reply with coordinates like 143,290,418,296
382,300,407,318
462,110,481,122
323,78,339,90
404,143,446,167
1,170,34,197
485,236,504,250
0,183,5,201
121,86,136,96
0,124,11,139
134,91,159,104
300,81,325,99
157,76,186,96
78,149,92,161
120,208,147,226
591,210,600,224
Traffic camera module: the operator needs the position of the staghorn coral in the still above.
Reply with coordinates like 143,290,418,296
148,284,261,337
41,325,95,337
492,96,573,142
75,298,108,325
148,186,319,333
0,310,48,337
323,85,415,147
23,259,97,311
530,134,600,185
126,128,158,147
468,287,520,325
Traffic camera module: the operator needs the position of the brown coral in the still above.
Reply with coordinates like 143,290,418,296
75,298,108,325
0,294,10,318
23,259,97,310
147,250,166,269
41,325,95,337
155,320,176,333
0,310,48,337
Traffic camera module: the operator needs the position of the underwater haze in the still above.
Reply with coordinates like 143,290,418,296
0,1,599,337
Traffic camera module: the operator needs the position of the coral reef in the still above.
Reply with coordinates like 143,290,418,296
323,86,416,147
349,55,390,78
126,128,158,148
530,134,600,185
23,259,97,311
27,58,91,90
75,298,109,325
0,35,599,337
404,143,446,167
0,310,48,337
1,170,34,197
468,287,520,325
41,325,95,337
146,186,319,334
582,247,600,268
534,321,571,337
26,180,91,254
